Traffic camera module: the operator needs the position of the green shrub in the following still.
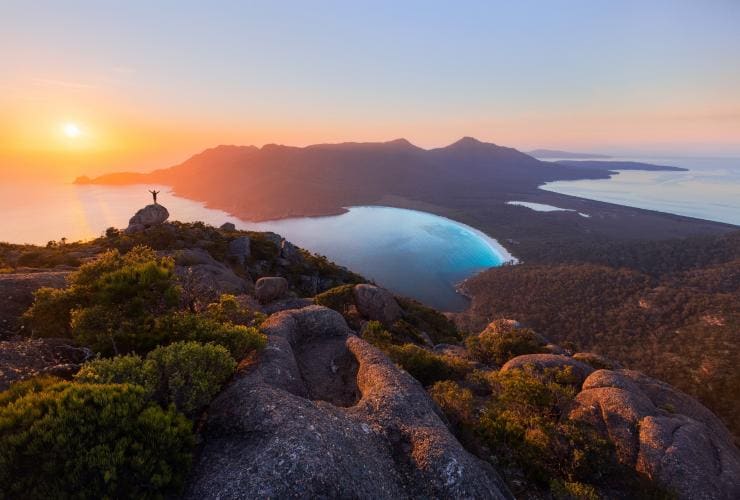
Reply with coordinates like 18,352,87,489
144,341,235,416
465,322,546,366
478,368,613,484
0,380,194,499
22,287,73,338
75,353,153,388
155,312,266,359
24,246,181,355
314,284,356,314
361,320,394,349
0,375,61,406
430,380,475,427
549,480,599,500
205,294,265,326
76,342,237,417
387,344,471,386
396,297,460,344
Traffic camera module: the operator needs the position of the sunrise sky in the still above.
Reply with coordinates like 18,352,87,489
2,0,740,180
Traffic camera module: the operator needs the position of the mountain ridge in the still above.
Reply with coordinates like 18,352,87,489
76,137,735,265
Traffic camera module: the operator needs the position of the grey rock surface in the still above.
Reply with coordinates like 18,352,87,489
0,271,69,337
126,204,169,232
255,276,288,304
185,305,512,499
172,248,251,305
353,284,403,326
570,369,740,499
501,353,594,386
228,236,251,266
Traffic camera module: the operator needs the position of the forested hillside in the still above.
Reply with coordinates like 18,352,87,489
457,231,740,440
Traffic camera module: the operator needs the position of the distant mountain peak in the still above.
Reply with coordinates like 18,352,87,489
451,136,484,147
385,138,415,147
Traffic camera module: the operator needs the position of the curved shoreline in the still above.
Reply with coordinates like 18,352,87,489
344,205,519,265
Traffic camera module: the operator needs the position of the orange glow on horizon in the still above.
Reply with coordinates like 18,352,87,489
1,77,738,183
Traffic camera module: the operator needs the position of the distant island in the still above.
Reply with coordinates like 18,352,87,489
527,148,612,159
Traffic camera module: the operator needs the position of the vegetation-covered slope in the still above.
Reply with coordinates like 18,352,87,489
457,231,740,441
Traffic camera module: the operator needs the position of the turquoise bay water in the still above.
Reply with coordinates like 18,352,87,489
538,156,740,226
249,206,514,311
0,183,512,311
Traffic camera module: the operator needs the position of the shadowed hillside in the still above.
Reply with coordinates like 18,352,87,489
78,138,735,262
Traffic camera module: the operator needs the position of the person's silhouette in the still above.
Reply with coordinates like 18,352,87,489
149,190,160,204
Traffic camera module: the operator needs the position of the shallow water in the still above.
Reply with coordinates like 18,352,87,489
506,201,590,218
538,156,740,226
249,206,514,311
0,183,512,311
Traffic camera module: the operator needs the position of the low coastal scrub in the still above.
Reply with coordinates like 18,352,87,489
0,378,194,499
23,245,266,358
362,321,471,386
430,367,670,498
75,341,236,417
4,243,270,497
465,319,546,366
24,246,181,354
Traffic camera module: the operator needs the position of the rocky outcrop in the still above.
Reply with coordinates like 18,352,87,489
220,222,236,231
185,306,511,499
172,248,251,306
0,271,69,338
353,284,402,326
255,277,288,304
126,204,169,233
501,353,594,386
228,236,251,266
569,369,740,499
0,337,91,390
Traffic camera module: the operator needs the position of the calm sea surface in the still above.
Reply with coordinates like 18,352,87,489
538,156,740,226
0,183,511,311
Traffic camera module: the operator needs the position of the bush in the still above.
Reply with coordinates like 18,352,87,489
0,380,194,499
155,312,266,359
361,320,394,349
430,380,475,427
314,284,356,314
205,294,265,326
24,246,181,355
549,480,599,500
144,342,235,416
387,344,471,386
76,341,236,417
478,368,613,484
465,322,546,366
21,287,73,338
396,297,460,344
75,353,153,388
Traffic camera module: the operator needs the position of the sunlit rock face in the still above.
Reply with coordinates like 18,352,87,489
184,305,512,499
569,369,740,499
126,204,169,233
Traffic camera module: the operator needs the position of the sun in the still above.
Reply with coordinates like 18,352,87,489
63,122,81,138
